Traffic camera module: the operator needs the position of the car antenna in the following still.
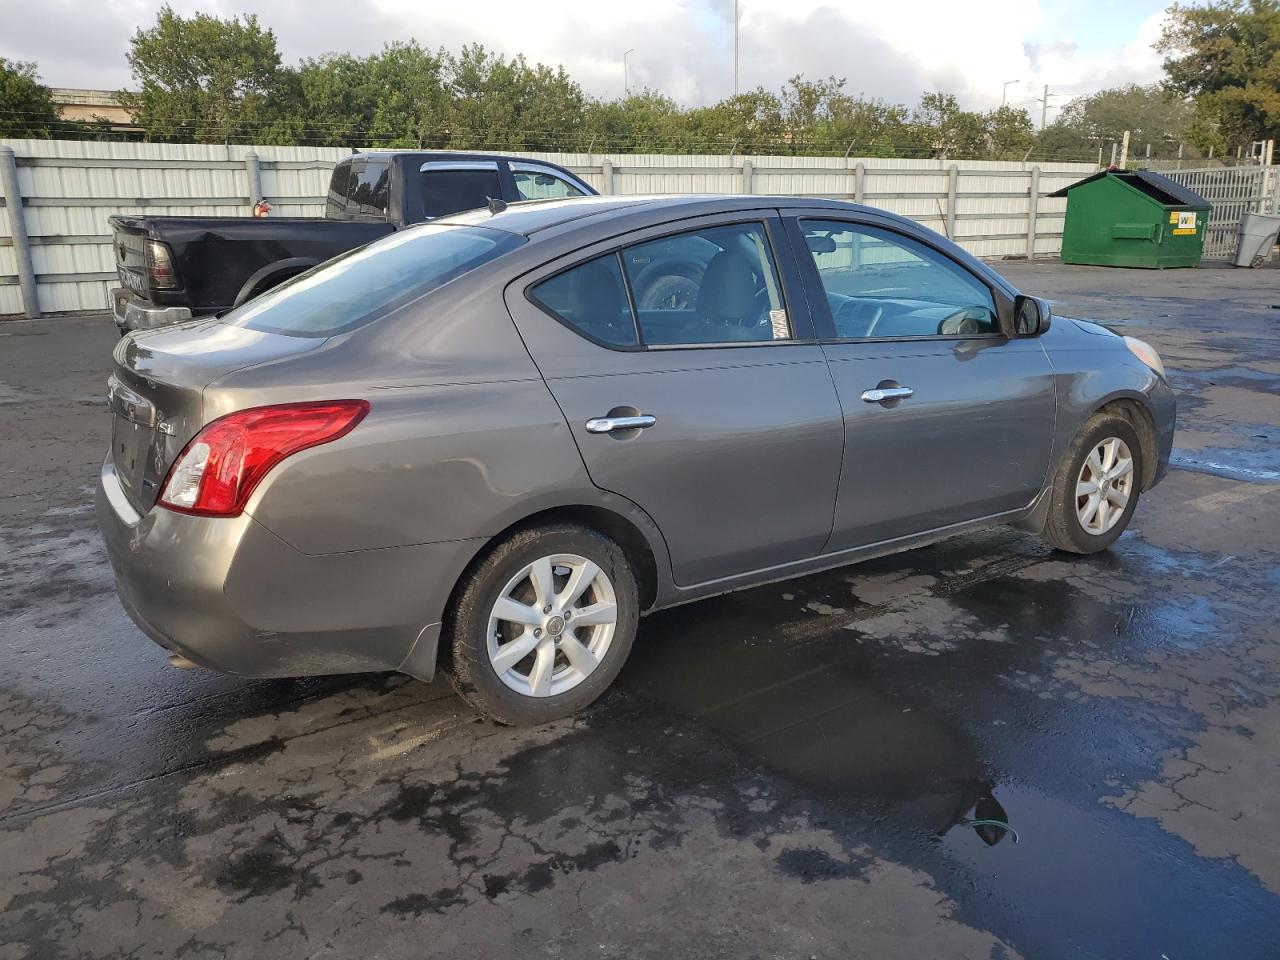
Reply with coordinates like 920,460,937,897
486,196,508,216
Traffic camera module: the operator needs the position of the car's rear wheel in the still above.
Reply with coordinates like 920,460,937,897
1041,413,1144,554
444,524,639,725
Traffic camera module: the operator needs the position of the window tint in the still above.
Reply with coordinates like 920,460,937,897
512,167,587,201
622,222,790,346
530,254,638,347
326,160,355,219
352,161,390,216
420,167,502,219
224,224,525,338
801,220,999,339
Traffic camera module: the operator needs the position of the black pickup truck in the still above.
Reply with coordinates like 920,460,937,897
109,152,595,333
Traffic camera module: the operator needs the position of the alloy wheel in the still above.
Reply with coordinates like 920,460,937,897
485,553,618,698
1075,436,1134,535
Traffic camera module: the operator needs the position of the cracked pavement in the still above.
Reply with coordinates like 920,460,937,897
2,261,1278,958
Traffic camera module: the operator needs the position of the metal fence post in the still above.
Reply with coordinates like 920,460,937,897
600,158,614,195
741,159,753,194
245,151,263,208
1026,165,1041,259
0,146,40,319
946,164,959,239
854,161,866,204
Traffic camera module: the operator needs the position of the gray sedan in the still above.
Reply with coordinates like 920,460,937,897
97,195,1175,724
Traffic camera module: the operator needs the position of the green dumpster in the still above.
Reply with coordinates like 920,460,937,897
1050,169,1211,268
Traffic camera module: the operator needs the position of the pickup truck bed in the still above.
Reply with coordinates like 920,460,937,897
111,216,393,324
108,151,595,333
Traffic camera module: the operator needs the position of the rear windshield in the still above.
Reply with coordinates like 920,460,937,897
223,224,525,337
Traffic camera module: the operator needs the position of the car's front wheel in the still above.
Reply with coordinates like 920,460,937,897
444,524,639,724
1041,412,1145,554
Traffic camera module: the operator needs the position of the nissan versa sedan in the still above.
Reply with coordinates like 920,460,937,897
97,195,1175,724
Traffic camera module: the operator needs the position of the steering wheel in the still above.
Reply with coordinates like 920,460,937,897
834,299,883,338
937,307,985,336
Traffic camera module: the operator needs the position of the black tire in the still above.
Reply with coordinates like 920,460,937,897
443,523,639,725
1041,413,1145,554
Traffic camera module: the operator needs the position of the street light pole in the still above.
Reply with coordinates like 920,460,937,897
733,0,739,97
1002,79,1020,106
623,48,635,97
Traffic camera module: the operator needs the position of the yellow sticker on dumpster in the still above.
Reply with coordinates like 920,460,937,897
1170,212,1179,223
1172,211,1198,235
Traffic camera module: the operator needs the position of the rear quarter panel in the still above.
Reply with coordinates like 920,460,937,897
210,278,666,565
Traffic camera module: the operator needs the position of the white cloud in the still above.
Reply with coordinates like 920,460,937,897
0,0,1169,120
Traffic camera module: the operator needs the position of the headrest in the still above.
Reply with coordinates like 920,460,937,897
696,251,758,321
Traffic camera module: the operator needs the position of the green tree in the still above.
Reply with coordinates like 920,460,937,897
442,44,585,151
583,91,686,151
913,92,988,157
0,58,60,138
124,5,283,143
1157,0,1280,153
685,88,786,152
1040,84,1194,161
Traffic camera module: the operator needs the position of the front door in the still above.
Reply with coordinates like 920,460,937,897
788,216,1057,552
506,214,845,585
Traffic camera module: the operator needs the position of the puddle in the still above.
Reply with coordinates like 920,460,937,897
613,541,1280,959
1171,449,1280,483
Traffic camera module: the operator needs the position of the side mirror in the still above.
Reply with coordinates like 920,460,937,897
1012,295,1051,337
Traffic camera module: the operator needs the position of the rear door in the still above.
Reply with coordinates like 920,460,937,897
786,214,1056,551
506,212,845,586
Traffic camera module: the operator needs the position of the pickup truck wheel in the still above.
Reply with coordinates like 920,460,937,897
444,524,639,725
1041,413,1144,554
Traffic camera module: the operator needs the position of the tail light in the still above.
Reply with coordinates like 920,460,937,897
158,400,370,517
146,240,180,290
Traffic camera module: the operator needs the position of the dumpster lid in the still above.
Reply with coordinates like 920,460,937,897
1048,169,1211,207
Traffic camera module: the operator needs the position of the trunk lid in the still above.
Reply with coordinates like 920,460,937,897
108,320,324,511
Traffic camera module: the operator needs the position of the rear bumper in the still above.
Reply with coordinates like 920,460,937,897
96,455,479,680
110,287,192,333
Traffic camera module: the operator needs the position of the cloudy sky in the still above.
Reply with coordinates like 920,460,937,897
2,0,1173,119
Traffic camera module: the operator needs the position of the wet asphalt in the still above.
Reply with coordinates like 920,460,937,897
2,260,1278,959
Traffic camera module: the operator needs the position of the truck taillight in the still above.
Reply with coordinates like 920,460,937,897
158,400,370,517
146,240,179,290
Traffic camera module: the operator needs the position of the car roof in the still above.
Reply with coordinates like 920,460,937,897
348,150,579,169
436,194,913,238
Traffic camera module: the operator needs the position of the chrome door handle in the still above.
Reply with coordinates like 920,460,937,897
860,387,913,403
585,414,657,434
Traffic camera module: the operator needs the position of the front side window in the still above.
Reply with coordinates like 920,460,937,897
622,222,790,346
512,165,587,201
420,164,502,219
801,220,999,339
224,224,525,337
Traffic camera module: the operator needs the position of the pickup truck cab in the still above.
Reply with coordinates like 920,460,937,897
109,152,595,333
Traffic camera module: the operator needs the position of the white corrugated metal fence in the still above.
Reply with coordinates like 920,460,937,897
1,138,1097,318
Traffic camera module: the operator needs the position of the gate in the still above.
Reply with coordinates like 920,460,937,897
1164,166,1279,260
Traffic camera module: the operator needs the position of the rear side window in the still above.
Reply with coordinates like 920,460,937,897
326,160,355,219
421,166,503,219
224,224,525,337
530,255,639,347
622,222,789,346
531,222,793,349
352,161,390,217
